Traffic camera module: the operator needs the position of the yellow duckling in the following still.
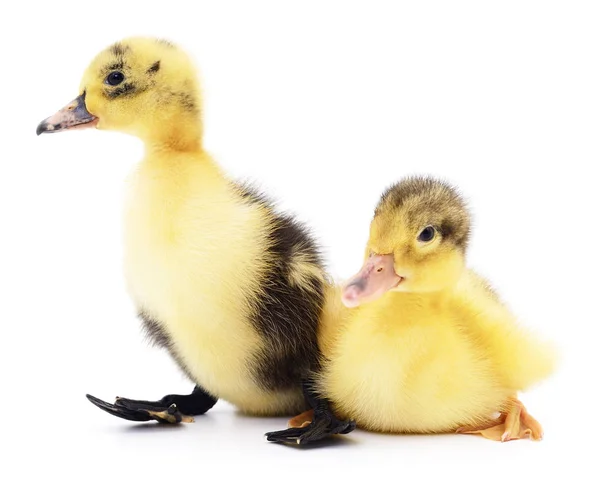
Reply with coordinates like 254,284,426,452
36,37,354,438
267,177,555,443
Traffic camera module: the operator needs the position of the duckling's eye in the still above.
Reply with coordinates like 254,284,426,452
105,71,125,86
418,226,436,243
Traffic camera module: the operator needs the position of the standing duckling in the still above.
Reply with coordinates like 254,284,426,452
267,177,555,443
36,37,353,439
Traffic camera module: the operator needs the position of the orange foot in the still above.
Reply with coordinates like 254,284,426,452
288,409,314,428
457,397,543,442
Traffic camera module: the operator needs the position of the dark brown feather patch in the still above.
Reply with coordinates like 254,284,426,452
148,60,161,73
106,82,137,99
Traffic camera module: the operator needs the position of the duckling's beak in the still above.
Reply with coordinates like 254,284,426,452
36,93,98,135
341,254,402,308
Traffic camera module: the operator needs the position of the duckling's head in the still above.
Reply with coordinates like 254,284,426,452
37,38,201,148
342,177,470,307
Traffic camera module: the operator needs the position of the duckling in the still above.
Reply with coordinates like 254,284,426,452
267,177,555,443
36,37,354,438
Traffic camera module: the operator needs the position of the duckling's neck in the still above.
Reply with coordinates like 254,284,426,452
141,126,221,182
142,111,203,154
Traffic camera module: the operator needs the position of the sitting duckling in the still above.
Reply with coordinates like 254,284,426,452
267,177,555,443
36,37,354,439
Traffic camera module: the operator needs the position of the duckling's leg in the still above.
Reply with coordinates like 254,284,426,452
86,386,218,424
457,397,543,442
265,381,355,445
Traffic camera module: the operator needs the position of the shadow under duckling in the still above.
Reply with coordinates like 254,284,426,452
36,37,353,439
267,177,555,443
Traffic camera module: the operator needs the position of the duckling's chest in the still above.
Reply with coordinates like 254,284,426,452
322,305,501,432
122,174,247,320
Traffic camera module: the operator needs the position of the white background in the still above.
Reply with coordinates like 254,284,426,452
2,1,598,495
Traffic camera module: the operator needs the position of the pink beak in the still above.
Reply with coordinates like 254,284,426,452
341,254,402,308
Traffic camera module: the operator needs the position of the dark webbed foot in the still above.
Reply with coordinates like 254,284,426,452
266,409,355,445
265,379,356,445
86,386,218,424
86,394,194,423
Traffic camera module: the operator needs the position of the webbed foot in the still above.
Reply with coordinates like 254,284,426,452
86,386,218,424
266,407,355,445
457,397,543,442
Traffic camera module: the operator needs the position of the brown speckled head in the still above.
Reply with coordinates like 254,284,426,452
374,176,471,253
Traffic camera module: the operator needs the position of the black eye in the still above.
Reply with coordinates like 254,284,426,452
105,71,125,86
418,226,436,242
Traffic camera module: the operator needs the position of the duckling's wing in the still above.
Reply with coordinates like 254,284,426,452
458,271,557,391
